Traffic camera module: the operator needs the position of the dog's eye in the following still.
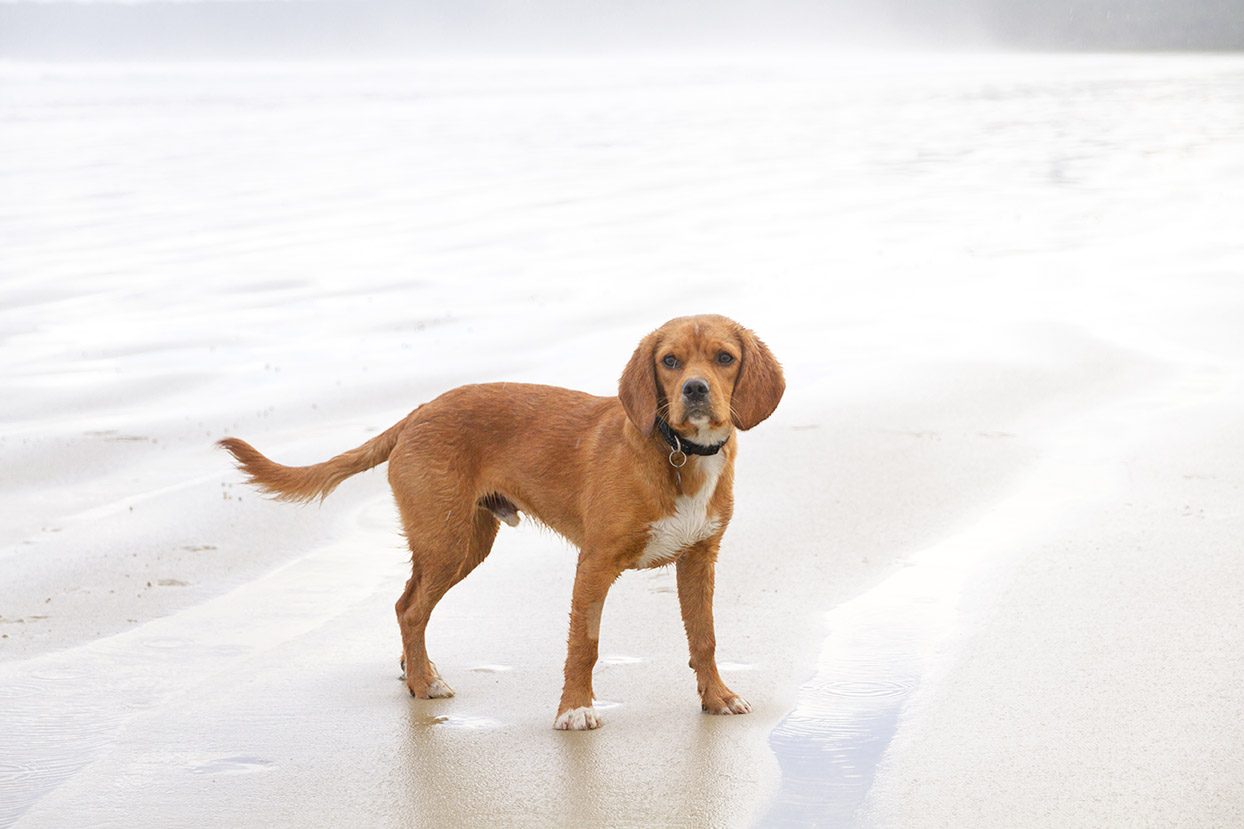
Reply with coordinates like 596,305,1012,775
662,355,680,369
716,352,735,365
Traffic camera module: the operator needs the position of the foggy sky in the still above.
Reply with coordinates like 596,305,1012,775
1,0,1243,59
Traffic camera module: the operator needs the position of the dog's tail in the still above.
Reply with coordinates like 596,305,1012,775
218,416,409,503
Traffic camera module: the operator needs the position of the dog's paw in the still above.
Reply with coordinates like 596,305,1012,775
407,677,456,699
553,706,601,731
703,695,752,715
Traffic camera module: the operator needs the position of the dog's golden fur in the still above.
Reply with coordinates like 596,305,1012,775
219,314,783,729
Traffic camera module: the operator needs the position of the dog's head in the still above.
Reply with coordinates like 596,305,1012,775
619,315,784,441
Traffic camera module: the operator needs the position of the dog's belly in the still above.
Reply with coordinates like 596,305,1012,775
634,454,725,568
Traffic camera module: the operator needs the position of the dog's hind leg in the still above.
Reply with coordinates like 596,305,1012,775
396,506,500,699
394,575,417,680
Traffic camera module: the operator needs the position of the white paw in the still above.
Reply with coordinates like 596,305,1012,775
707,695,752,715
554,706,601,731
425,678,455,699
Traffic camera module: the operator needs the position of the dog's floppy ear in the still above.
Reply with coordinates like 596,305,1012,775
731,325,785,430
619,330,660,436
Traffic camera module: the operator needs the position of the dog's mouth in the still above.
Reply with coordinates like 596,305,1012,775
680,404,721,429
678,409,731,447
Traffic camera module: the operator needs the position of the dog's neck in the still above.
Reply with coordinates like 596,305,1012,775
654,417,730,457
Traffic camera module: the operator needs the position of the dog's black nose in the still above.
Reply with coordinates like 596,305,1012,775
682,378,709,399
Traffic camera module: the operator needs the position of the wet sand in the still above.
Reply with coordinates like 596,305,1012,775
3,55,1244,826
3,362,1046,826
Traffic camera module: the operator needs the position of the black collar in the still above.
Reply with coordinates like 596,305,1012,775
655,417,729,457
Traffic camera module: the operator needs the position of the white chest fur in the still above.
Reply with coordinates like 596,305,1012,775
635,452,726,568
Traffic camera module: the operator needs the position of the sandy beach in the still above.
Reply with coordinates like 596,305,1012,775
2,54,1243,826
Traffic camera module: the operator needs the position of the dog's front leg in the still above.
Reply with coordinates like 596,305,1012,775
677,539,751,715
554,554,621,731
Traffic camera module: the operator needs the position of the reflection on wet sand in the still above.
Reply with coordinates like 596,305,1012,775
390,689,766,826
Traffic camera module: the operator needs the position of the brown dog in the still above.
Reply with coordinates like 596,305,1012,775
219,314,783,730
